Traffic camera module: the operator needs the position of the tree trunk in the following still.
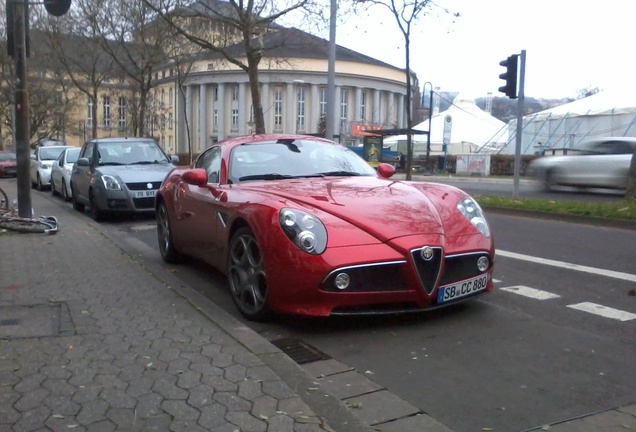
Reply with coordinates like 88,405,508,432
247,54,265,134
404,35,412,181
626,146,636,199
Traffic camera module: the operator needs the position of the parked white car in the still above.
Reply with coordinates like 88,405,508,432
51,147,80,201
527,137,636,192
30,145,70,190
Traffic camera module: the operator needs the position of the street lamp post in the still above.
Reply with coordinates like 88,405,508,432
423,81,433,175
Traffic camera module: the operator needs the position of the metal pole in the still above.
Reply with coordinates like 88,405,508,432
325,0,336,140
13,0,32,217
423,81,433,175
513,50,526,199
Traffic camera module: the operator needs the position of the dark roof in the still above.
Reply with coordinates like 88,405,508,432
199,27,403,71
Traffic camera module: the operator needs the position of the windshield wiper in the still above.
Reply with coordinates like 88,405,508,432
315,171,364,177
239,173,295,181
99,162,124,166
128,160,165,165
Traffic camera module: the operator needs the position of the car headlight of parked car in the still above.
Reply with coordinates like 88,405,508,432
101,175,122,190
457,197,490,238
279,208,328,255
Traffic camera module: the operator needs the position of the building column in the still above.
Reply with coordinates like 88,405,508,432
310,84,319,135
199,84,207,152
373,89,380,125
260,83,269,134
185,85,193,153
355,87,362,122
217,83,226,140
335,85,342,136
238,82,247,135
286,83,294,134
397,93,405,128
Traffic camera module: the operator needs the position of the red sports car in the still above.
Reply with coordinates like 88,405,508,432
156,134,495,320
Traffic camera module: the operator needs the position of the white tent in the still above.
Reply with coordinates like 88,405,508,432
383,95,509,155
503,89,636,154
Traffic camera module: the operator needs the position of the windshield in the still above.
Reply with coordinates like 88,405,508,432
96,141,170,166
228,139,377,184
0,153,16,161
40,147,67,160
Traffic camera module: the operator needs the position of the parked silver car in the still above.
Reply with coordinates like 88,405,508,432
70,137,179,221
527,137,636,192
30,145,70,190
51,147,80,201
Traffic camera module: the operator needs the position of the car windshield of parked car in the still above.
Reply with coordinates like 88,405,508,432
0,152,16,161
40,147,67,160
229,139,377,183
96,141,169,166
66,148,80,164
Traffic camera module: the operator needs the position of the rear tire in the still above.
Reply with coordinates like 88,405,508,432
51,179,58,196
71,184,85,212
156,202,183,263
61,180,70,202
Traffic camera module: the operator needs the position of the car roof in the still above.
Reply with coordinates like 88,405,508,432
90,137,156,143
215,133,335,148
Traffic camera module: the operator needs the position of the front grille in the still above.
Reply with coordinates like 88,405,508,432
320,262,407,292
133,197,156,209
411,247,443,295
126,181,162,191
439,252,490,286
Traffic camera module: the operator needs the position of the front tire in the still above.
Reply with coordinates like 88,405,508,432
36,174,45,191
157,202,183,264
61,180,70,202
89,190,107,222
227,227,270,321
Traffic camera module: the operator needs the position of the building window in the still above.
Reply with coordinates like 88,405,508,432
103,95,111,129
231,109,239,131
274,87,283,131
213,109,218,131
169,88,173,106
232,85,239,101
87,97,94,128
320,87,327,116
296,86,305,132
214,86,218,101
168,113,173,130
118,97,126,130
360,91,366,121
161,89,165,108
340,89,348,122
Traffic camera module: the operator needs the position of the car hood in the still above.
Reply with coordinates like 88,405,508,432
98,164,174,183
240,177,450,239
0,160,16,166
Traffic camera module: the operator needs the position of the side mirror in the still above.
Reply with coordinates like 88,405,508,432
377,163,396,179
181,168,208,187
76,158,90,167
171,155,180,164
30,154,36,160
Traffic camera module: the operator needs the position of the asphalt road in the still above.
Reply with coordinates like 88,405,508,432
26,181,636,432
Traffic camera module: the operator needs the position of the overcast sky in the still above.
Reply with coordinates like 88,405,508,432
333,0,635,100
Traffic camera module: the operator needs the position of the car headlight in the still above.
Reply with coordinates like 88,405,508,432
279,208,328,255
457,197,490,237
40,162,51,169
100,175,122,190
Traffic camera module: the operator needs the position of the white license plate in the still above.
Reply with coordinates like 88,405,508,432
437,274,489,303
134,190,157,198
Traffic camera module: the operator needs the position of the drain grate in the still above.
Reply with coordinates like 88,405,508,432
0,319,20,326
270,337,331,365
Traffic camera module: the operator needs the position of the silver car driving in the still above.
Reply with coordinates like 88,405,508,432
70,137,179,221
527,137,636,192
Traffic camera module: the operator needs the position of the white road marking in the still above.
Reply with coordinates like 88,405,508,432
500,285,560,300
496,249,636,283
493,278,502,283
567,302,636,322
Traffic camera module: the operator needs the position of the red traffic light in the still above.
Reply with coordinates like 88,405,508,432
45,0,71,16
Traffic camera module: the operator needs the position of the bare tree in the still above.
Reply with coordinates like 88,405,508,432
354,0,457,180
139,0,315,134
78,0,172,136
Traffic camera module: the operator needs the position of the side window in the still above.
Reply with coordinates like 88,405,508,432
82,143,95,163
195,146,222,184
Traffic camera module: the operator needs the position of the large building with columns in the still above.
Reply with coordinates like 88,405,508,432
153,27,418,157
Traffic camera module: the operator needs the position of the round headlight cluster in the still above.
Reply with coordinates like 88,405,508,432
279,208,328,255
334,273,350,290
457,197,491,237
477,256,490,272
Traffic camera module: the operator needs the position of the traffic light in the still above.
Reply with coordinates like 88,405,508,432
498,54,518,99
45,0,71,16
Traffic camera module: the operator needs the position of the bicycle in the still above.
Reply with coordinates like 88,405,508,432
0,185,59,235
